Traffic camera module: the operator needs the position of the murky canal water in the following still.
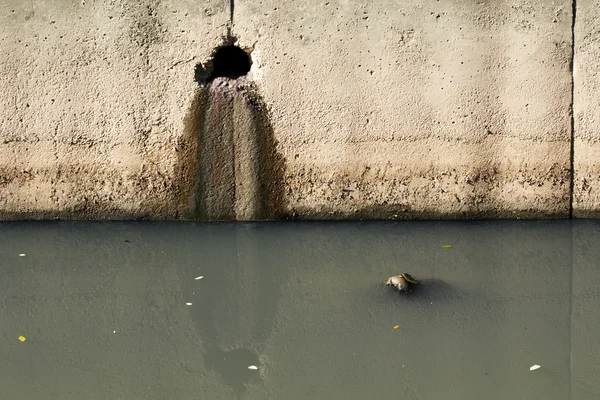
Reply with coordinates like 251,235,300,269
0,221,599,399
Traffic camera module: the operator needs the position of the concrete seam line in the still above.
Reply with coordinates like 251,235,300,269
569,0,576,219
568,6,576,400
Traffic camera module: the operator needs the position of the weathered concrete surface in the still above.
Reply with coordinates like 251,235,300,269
0,0,574,220
235,0,573,219
573,0,600,218
0,0,230,219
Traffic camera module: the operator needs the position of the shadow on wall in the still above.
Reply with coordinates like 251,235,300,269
174,44,287,220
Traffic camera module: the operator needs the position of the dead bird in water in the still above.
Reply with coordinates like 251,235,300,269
384,273,418,293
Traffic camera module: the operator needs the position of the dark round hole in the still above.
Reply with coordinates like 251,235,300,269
194,44,252,84
212,45,251,79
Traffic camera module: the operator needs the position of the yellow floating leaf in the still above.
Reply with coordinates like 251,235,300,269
393,325,399,329
442,245,452,248
402,364,405,368
18,336,26,342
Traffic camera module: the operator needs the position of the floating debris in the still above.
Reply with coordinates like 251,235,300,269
18,336,26,342
112,330,116,334
442,245,452,249
530,365,541,371
195,276,204,280
248,365,258,370
384,273,418,292
393,325,400,330
186,302,193,306
19,254,25,257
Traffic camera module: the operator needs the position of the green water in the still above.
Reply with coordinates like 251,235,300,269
0,221,598,399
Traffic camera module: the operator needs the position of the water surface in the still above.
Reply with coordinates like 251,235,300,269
0,221,598,399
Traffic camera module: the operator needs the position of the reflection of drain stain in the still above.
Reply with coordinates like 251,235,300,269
184,225,289,398
175,43,287,220
205,347,262,398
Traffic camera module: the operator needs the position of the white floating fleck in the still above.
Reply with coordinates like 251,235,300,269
186,302,193,306
195,276,204,280
530,365,541,371
19,254,25,257
112,330,116,334
248,365,258,370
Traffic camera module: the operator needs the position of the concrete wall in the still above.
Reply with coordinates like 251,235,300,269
0,0,584,220
574,0,600,218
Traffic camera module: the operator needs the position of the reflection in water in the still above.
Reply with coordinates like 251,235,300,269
204,347,261,398
185,224,288,397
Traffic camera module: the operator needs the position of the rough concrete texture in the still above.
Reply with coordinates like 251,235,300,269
0,0,574,220
0,0,230,219
235,0,573,219
573,0,600,218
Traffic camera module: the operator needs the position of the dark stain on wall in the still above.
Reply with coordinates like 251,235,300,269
176,77,287,220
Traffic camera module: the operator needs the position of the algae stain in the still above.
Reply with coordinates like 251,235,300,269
176,88,206,219
177,78,287,220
